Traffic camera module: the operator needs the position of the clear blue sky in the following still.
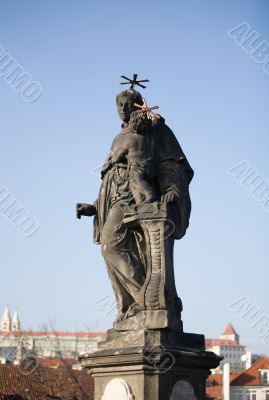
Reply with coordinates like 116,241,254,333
0,0,268,355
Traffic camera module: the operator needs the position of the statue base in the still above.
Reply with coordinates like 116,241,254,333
113,310,183,333
80,328,222,400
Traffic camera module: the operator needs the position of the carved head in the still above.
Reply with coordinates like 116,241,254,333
116,89,143,123
129,110,152,134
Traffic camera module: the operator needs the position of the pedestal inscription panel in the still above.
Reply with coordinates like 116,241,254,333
102,378,134,400
171,380,196,400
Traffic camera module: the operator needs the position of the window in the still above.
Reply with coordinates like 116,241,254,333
246,390,257,400
265,391,269,400
233,390,243,400
261,371,269,385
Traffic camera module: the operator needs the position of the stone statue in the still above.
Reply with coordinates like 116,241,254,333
76,81,194,332
78,78,222,400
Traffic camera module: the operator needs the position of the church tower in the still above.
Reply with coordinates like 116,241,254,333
1,306,11,331
11,309,20,332
220,323,240,343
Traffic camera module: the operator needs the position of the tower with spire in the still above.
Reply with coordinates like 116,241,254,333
1,306,11,332
220,323,239,343
11,309,20,332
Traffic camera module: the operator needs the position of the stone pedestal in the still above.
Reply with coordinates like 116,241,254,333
80,329,222,400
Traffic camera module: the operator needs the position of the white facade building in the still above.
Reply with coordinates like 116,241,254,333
206,358,269,400
231,357,269,400
206,324,250,371
0,308,104,362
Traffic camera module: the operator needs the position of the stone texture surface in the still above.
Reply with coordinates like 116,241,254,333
97,329,205,352
80,332,222,400
112,309,182,333
102,378,134,400
170,380,196,400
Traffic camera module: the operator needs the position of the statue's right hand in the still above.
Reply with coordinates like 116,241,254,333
101,162,112,179
76,203,96,219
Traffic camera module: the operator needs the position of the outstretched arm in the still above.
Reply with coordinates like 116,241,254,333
76,203,96,219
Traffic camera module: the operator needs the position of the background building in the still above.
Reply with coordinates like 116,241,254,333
206,357,269,400
231,357,269,400
0,308,104,363
1,309,253,373
206,324,251,371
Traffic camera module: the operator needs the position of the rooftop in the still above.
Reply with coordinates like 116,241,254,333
232,357,269,386
0,330,105,338
206,339,244,348
222,323,238,336
0,363,93,399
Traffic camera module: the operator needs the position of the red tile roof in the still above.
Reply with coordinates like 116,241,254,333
38,357,74,368
206,357,269,400
0,363,94,399
206,372,243,400
206,339,244,347
232,357,269,386
222,324,238,336
0,330,105,338
206,373,222,400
